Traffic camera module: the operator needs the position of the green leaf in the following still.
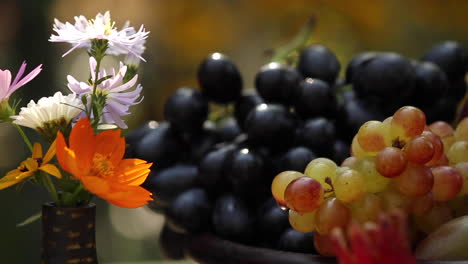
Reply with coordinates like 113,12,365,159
56,179,79,193
16,212,41,227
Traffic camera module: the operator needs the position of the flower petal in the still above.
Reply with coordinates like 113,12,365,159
8,64,42,97
81,176,151,208
69,117,95,172
39,164,62,179
32,143,43,159
94,129,125,165
116,158,152,186
43,140,56,164
0,170,34,190
56,131,81,178
0,69,12,99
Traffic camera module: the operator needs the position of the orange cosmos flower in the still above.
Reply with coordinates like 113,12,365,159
56,117,152,208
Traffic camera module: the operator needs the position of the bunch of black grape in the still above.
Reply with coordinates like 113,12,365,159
343,41,467,139
126,41,467,259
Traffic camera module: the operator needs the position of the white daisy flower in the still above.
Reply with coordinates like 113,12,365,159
67,57,143,129
12,92,83,131
49,11,149,60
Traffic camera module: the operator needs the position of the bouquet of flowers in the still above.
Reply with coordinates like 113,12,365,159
0,11,152,263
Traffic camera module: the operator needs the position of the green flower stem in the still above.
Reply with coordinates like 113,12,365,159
14,124,33,152
270,15,316,64
64,183,84,206
42,172,59,204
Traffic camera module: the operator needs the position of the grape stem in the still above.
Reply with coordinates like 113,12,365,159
324,176,335,193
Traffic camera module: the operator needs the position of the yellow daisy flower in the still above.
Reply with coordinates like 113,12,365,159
0,141,61,189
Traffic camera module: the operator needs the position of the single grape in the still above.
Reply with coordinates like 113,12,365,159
198,53,242,103
411,62,448,107
411,192,434,216
292,78,337,118
306,157,338,170
256,198,290,243
455,118,468,141
136,122,186,169
405,135,435,164
271,171,303,207
212,194,255,243
163,87,209,133
277,147,317,173
422,130,445,166
429,121,454,138
245,104,296,150
166,188,212,233
379,186,412,212
447,141,468,164
297,44,341,85
422,41,468,82
349,193,384,223
289,209,317,233
431,166,463,201
315,198,351,234
227,147,264,197
355,157,390,193
352,52,415,108
334,168,366,203
313,232,335,256
391,106,426,141
144,164,198,204
441,136,456,153
341,156,358,169
357,120,391,153
255,62,301,105
345,52,379,84
455,162,468,195
375,147,407,178
393,162,434,196
296,118,336,154
351,136,370,158
304,159,337,196
284,177,324,213
413,202,453,234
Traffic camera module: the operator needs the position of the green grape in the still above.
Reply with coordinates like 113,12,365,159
455,117,468,141
288,209,316,233
304,159,336,195
379,186,412,212
351,136,371,158
447,141,468,164
349,193,383,223
334,167,365,203
357,120,391,153
355,157,390,193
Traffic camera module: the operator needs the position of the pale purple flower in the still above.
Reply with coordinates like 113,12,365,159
0,62,42,102
49,11,149,60
67,57,143,128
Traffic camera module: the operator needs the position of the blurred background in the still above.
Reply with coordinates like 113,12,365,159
0,0,467,263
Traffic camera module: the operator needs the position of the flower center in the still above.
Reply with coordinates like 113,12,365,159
91,153,114,178
103,21,115,36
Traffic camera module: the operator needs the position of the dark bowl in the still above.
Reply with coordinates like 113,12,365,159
186,233,468,264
